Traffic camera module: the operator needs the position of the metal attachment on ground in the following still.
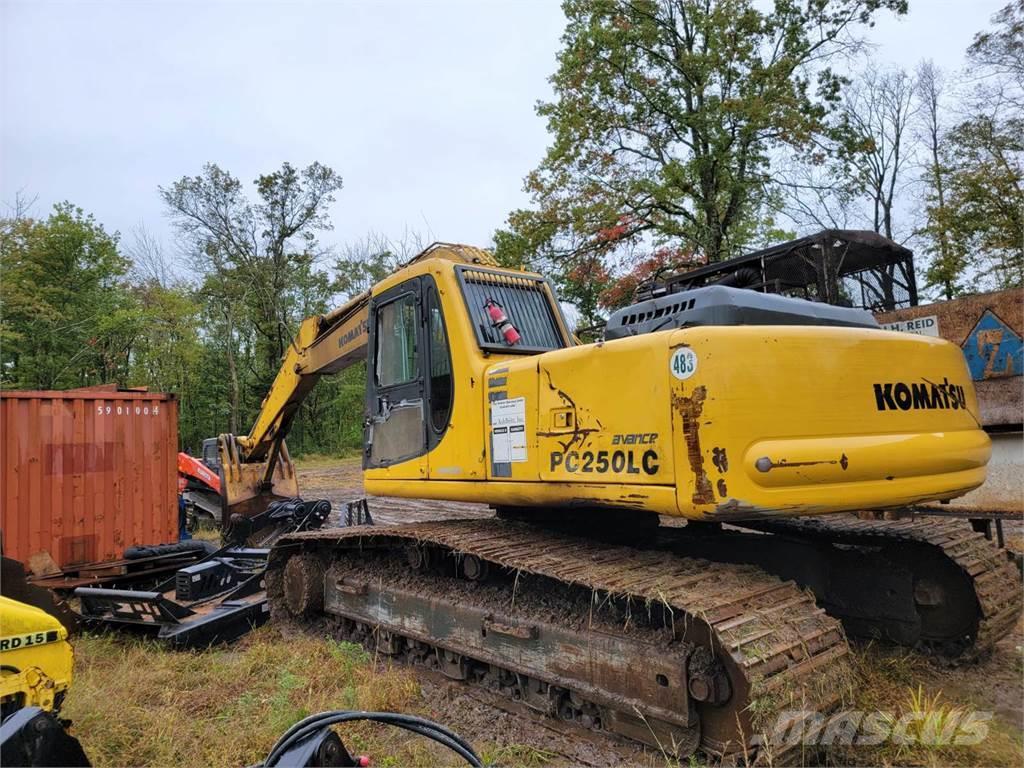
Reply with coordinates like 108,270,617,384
228,498,333,547
0,707,89,767
75,545,272,648
345,499,373,527
262,710,481,767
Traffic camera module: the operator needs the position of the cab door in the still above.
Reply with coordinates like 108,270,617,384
364,278,429,475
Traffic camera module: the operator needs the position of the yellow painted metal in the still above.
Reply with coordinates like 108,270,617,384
366,277,988,519
227,240,990,523
660,325,988,518
0,595,73,714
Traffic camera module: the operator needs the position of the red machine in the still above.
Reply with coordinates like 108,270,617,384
177,451,221,531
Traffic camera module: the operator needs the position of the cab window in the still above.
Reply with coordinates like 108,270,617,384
426,286,453,432
375,293,419,388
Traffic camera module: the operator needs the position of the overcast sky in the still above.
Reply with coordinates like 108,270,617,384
0,0,1008,267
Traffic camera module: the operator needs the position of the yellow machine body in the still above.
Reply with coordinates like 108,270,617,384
362,255,988,519
220,244,988,523
0,595,73,715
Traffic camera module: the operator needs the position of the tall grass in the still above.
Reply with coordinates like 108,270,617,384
64,627,420,768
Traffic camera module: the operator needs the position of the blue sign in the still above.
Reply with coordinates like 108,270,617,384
961,310,1022,380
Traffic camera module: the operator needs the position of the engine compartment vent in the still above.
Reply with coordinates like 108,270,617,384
605,285,878,340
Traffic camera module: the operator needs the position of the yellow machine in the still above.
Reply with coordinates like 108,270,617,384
0,595,73,718
0,596,85,768
223,243,987,517
217,243,1019,759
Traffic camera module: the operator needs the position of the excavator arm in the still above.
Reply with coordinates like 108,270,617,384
217,290,370,520
217,243,499,524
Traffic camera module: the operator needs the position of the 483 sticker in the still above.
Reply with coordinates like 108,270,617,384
670,347,698,380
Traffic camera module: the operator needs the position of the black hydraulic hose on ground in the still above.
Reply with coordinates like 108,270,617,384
262,710,483,767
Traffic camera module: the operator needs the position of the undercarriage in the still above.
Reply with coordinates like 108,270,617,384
267,510,1021,761
270,518,851,760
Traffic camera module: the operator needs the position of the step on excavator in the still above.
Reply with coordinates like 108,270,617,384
215,243,1020,760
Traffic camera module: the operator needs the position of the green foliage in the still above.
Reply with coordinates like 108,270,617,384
1,168,371,456
920,2,1023,296
494,0,905,322
160,162,344,422
936,114,1023,290
158,162,369,451
0,203,142,389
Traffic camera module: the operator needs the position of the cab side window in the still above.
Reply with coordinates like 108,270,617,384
375,293,419,388
426,286,453,433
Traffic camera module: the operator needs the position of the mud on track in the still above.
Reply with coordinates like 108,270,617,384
295,458,1024,767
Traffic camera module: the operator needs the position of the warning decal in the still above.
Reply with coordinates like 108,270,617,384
491,397,527,463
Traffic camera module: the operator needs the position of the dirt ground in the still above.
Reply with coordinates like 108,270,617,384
293,457,1024,766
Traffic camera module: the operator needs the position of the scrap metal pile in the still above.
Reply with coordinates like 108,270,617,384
74,497,333,648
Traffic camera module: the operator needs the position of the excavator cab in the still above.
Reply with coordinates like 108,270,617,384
215,244,572,521
362,260,574,482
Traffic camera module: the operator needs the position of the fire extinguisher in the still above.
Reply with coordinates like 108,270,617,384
484,299,521,345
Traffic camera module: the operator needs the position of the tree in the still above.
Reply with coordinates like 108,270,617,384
161,163,342,368
834,65,918,240
0,202,141,389
967,0,1023,110
495,0,907,282
933,2,1024,292
332,229,424,300
160,162,343,429
940,114,1023,289
916,61,969,299
129,279,209,447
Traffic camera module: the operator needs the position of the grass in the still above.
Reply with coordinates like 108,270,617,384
478,744,559,766
64,626,424,768
292,450,363,469
826,645,1024,768
63,626,558,767
61,626,1023,768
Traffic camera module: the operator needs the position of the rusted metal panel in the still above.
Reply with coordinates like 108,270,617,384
1,389,178,572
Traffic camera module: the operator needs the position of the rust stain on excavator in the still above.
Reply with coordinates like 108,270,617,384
711,498,820,520
541,369,599,453
754,453,849,473
672,385,715,505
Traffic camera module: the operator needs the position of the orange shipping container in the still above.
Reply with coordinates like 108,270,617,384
1,389,179,572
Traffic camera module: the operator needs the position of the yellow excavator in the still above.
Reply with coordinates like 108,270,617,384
217,243,1020,760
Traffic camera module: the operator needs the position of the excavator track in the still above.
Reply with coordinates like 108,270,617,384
269,518,851,761
727,514,1022,659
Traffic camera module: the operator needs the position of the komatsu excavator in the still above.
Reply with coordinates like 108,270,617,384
217,243,1020,760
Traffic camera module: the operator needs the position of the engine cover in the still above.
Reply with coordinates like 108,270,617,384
605,285,877,340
